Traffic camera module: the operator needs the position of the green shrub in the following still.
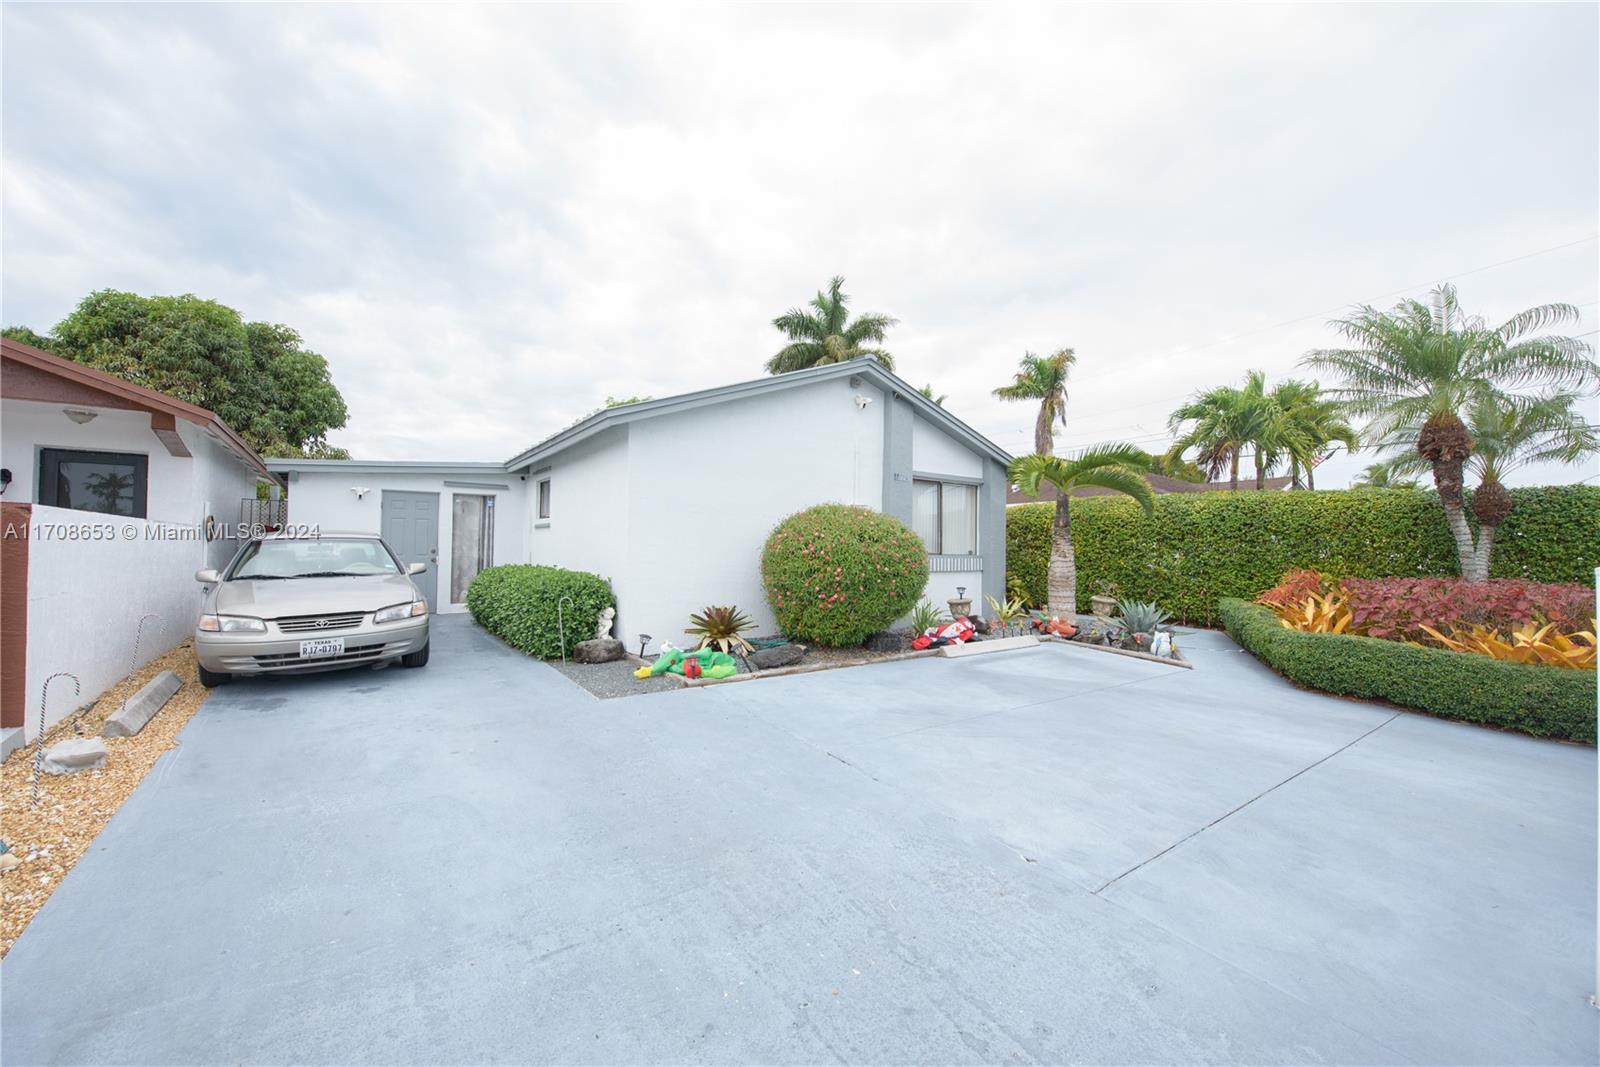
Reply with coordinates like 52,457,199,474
465,564,615,659
1007,485,1600,624
1219,598,1596,743
761,503,928,646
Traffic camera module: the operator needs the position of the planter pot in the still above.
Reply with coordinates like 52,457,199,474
1090,594,1117,618
947,598,973,618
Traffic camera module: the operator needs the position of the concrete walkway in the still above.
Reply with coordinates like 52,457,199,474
3,617,1594,1064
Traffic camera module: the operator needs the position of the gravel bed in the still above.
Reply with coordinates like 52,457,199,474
549,658,678,699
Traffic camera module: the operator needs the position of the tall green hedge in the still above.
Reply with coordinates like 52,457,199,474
466,564,616,659
1219,598,1596,743
1007,486,1598,624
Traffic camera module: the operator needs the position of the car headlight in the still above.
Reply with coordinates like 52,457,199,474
374,601,427,623
197,614,267,633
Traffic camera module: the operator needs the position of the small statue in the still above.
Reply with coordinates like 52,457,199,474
595,606,616,639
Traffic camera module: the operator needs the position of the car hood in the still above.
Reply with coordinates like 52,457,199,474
214,574,421,619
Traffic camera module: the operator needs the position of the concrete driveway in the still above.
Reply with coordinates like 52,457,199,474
4,616,1595,1064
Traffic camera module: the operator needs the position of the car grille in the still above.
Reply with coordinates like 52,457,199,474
276,612,367,634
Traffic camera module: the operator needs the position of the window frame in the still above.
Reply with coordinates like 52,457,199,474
536,477,551,520
911,477,979,556
37,447,150,518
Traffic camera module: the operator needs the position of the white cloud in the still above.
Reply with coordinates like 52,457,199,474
3,2,1595,486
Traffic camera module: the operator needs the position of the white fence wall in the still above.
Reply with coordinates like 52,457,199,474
22,504,209,740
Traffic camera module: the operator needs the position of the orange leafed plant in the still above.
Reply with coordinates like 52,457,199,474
1265,588,1353,635
1416,620,1597,670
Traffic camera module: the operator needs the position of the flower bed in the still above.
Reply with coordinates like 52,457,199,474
1220,598,1596,742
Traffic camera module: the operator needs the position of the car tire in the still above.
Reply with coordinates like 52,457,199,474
197,664,231,688
401,641,430,668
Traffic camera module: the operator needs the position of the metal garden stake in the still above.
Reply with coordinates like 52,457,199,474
32,672,81,808
556,595,575,664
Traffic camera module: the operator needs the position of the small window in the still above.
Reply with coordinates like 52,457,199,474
38,448,149,518
911,479,978,555
536,478,551,520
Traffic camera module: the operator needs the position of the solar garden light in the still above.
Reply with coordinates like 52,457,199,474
638,634,652,658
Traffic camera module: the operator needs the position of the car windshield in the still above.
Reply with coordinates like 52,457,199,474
230,538,401,580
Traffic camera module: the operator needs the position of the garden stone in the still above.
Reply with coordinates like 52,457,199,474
749,644,804,670
573,638,625,664
40,738,108,775
970,616,991,634
862,631,903,653
102,671,182,739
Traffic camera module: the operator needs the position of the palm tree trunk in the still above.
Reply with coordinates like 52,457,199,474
1467,524,1496,583
1047,495,1077,616
1254,451,1266,491
1430,452,1481,579
1034,407,1054,456
1306,464,1316,491
1229,450,1240,491
1289,457,1303,490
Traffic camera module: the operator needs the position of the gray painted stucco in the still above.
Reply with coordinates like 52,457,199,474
3,616,1593,1064
979,455,1006,606
879,384,915,524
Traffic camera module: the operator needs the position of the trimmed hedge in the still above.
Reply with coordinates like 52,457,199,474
761,503,928,646
465,564,616,659
1008,486,1599,624
1219,598,1596,743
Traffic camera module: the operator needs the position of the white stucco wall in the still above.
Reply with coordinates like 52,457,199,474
911,414,983,480
278,470,529,613
525,426,631,629
21,504,212,740
618,377,884,651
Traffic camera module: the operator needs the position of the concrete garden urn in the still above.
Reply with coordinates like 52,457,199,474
1090,594,1117,618
947,597,973,619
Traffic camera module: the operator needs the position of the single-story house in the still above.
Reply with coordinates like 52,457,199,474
269,358,1011,653
1,337,274,750
1007,472,1294,505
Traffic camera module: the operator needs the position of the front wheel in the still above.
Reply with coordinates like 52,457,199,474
197,663,231,688
401,641,430,668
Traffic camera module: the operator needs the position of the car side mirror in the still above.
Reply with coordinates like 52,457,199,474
195,568,221,584
407,562,427,576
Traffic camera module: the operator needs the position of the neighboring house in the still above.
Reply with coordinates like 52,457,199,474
1,337,273,751
269,358,1011,652
1007,473,1294,505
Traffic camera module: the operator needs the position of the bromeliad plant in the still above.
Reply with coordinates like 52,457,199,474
908,600,947,634
686,605,756,654
986,594,1028,636
1417,620,1597,670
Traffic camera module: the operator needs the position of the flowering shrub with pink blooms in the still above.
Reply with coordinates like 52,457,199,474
761,504,929,646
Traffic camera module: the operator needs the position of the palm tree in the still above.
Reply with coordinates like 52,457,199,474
1381,390,1597,577
766,276,896,374
1270,379,1359,489
918,384,947,407
1351,462,1418,489
993,349,1075,455
1303,284,1596,580
1166,373,1271,489
1009,445,1155,615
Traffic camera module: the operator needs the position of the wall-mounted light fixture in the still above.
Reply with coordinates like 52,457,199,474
350,486,371,500
62,407,98,424
853,394,873,410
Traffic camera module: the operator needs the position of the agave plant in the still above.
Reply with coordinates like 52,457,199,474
686,605,756,654
908,600,947,633
1116,598,1171,636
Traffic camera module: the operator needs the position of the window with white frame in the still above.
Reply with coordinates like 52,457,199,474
911,479,978,555
536,478,551,519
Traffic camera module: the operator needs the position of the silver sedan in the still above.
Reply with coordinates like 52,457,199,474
193,532,430,687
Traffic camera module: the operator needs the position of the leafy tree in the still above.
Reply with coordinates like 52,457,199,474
765,276,896,373
8,290,349,458
1303,284,1596,580
1382,390,1597,574
918,384,947,407
2,325,54,349
993,349,1075,455
1008,444,1154,615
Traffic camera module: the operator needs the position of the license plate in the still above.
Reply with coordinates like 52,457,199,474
299,637,345,659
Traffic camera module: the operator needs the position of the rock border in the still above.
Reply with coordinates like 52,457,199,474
1038,633,1194,669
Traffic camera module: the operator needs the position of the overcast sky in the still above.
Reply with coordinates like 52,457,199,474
4,3,1596,487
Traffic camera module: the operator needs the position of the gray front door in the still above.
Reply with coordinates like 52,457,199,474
381,490,439,611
